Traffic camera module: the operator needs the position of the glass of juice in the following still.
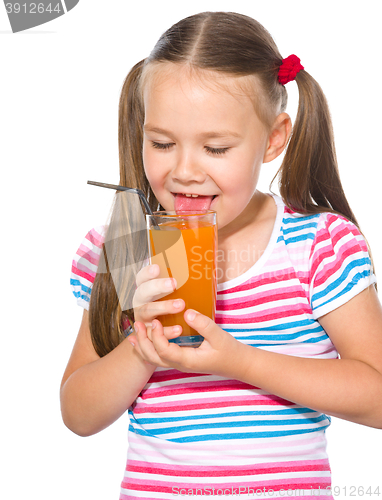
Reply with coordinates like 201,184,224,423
146,210,217,347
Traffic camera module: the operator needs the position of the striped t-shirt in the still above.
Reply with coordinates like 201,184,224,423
70,194,376,499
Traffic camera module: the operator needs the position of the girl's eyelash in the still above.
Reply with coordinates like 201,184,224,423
151,142,173,150
205,146,230,156
151,142,229,156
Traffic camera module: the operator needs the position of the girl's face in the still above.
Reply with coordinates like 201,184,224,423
142,65,274,233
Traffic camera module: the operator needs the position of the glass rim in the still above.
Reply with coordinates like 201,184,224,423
146,210,216,218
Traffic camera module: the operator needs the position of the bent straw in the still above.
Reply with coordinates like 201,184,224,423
88,180,162,229
87,180,155,219
87,180,173,274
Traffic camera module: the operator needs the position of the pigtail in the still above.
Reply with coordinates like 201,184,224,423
89,60,159,357
278,70,358,227
277,71,377,283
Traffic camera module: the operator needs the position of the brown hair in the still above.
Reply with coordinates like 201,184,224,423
89,11,363,357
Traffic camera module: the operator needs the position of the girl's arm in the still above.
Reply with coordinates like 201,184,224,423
131,285,382,429
62,263,184,436
233,284,382,429
60,309,155,437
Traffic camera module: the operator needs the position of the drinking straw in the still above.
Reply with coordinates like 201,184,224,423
87,180,154,216
88,180,173,274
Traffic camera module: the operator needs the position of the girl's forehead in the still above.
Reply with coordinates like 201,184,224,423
142,63,269,139
141,62,258,102
141,62,273,132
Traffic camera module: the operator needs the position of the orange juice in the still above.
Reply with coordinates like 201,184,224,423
148,214,217,346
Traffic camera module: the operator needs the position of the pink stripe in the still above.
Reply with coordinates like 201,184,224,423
126,458,330,476
310,215,366,276
120,496,159,500
120,497,329,500
149,370,206,383
329,216,363,248
76,244,101,267
313,244,363,287
85,228,104,248
127,458,329,471
141,379,257,399
71,263,95,283
216,304,311,324
121,477,331,493
217,269,297,295
217,287,306,309
134,395,294,413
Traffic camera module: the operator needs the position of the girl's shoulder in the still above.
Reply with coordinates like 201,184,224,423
275,198,375,318
70,226,106,310
278,197,364,247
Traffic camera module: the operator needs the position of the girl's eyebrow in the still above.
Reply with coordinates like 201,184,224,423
144,125,241,139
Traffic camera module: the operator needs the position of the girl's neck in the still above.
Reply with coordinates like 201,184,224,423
216,191,277,284
218,190,271,245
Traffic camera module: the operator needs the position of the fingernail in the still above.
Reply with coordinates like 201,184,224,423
187,310,196,321
173,299,183,308
150,264,158,275
165,278,175,289
152,320,157,330
129,340,135,347
134,322,139,333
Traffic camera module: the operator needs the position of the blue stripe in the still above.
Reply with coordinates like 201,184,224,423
168,425,330,442
223,319,317,333
277,232,316,244
282,222,317,236
129,424,330,442
131,407,317,425
248,335,330,347
129,415,328,436
313,270,371,312
311,259,370,305
70,278,92,296
282,233,316,245
237,326,324,342
282,214,319,225
72,291,90,303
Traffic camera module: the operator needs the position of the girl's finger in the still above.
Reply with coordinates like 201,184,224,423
146,323,182,341
135,264,159,288
133,277,177,309
133,322,163,365
150,319,183,360
184,309,219,343
135,298,185,324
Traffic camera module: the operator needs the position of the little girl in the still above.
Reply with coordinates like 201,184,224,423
62,12,382,499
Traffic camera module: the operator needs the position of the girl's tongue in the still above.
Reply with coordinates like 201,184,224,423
174,194,214,212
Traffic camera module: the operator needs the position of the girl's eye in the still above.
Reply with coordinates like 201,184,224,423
151,142,174,151
150,142,229,155
205,146,230,156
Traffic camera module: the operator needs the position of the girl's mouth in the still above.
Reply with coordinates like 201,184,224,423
172,193,218,212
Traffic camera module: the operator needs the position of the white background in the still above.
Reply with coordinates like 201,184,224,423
1,1,381,499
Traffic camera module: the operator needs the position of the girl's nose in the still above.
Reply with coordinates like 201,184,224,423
171,152,206,183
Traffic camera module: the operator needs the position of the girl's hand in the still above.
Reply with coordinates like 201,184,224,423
128,310,245,377
132,264,185,341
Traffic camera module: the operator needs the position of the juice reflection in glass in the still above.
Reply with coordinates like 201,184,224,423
146,211,217,347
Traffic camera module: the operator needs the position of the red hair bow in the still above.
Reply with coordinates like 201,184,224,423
278,55,304,85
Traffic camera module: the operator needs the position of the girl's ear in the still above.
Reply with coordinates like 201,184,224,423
263,113,292,164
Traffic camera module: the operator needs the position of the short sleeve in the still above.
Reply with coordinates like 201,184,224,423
70,226,106,310
309,213,376,319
